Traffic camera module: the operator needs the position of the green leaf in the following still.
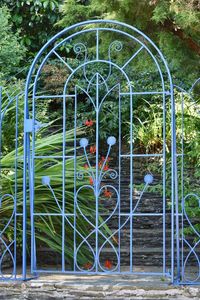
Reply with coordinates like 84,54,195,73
43,1,49,9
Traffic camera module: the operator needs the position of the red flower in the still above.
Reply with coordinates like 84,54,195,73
90,145,96,154
103,165,109,171
84,164,89,169
103,189,112,198
104,260,112,269
85,120,94,127
83,262,92,270
101,156,110,162
89,177,93,185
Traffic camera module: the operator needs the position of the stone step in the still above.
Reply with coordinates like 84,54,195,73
0,273,198,300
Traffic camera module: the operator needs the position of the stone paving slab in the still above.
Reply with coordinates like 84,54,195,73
0,274,199,299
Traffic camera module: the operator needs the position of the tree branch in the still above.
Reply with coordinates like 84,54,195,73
163,20,200,55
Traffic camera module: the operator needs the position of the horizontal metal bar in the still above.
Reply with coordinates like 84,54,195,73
33,269,171,276
34,94,75,99
34,91,170,99
32,212,172,217
33,213,74,216
120,91,170,96
121,213,164,216
34,155,75,159
121,153,163,157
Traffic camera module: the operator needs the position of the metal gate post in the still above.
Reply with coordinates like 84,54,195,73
171,85,180,283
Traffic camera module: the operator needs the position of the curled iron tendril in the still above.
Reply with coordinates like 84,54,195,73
77,170,93,181
109,40,123,54
101,169,118,180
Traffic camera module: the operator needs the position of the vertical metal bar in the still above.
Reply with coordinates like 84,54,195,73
118,86,121,272
171,85,179,283
95,73,99,272
29,128,35,273
74,91,77,271
14,96,18,278
162,92,166,275
171,95,175,283
30,91,36,274
22,90,29,280
62,89,66,272
174,102,180,282
181,92,184,281
130,86,133,272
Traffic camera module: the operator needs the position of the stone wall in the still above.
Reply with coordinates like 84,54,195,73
0,275,200,300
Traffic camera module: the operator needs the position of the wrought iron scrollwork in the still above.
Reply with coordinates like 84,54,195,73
0,89,17,279
182,194,200,283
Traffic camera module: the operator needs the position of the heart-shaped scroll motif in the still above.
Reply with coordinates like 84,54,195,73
0,194,15,279
74,185,96,271
182,193,200,283
98,185,120,272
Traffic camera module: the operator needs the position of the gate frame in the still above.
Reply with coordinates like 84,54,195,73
21,20,179,282
23,20,180,282
0,20,174,282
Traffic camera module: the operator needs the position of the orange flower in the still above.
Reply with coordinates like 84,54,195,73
103,189,112,198
85,120,94,127
103,165,109,171
98,161,102,168
90,145,96,154
104,260,112,269
89,177,93,185
101,156,110,162
83,262,92,270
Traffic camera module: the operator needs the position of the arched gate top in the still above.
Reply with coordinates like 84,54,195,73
24,19,173,107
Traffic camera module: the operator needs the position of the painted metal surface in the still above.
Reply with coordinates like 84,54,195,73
174,78,200,285
0,88,25,280
0,20,198,284
23,20,176,279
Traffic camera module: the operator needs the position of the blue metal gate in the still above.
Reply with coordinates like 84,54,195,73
23,20,177,278
0,19,199,284
174,79,200,285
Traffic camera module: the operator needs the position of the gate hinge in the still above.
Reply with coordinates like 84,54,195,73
24,119,44,133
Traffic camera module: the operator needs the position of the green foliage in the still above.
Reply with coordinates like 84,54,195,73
0,6,26,81
132,88,200,238
0,87,112,265
0,0,63,56
152,0,200,35
57,0,95,26
59,0,200,85
0,82,26,154
0,126,93,264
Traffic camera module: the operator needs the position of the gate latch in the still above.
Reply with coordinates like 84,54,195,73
24,119,45,133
